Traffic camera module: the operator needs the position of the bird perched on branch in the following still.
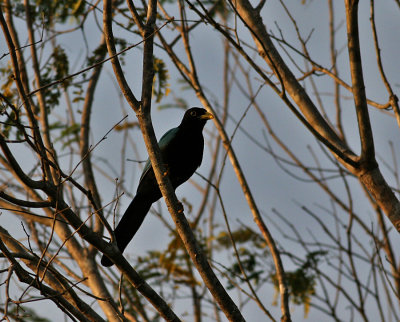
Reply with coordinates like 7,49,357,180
101,107,214,267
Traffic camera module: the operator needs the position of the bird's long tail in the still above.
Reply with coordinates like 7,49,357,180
100,195,152,267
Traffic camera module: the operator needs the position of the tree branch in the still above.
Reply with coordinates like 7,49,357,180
231,0,358,169
345,0,375,163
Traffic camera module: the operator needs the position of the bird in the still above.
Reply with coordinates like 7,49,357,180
101,107,214,267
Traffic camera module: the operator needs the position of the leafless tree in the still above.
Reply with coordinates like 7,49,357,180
0,0,399,321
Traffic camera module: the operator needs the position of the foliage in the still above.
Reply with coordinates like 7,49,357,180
8,304,51,322
35,0,85,24
153,57,170,103
271,251,327,318
215,228,269,289
0,62,17,101
1,0,400,321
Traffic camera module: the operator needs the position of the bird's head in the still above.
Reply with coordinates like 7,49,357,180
180,107,214,130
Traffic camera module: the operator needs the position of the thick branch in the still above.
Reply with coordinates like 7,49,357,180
25,0,58,180
0,134,45,190
80,34,108,235
159,7,290,320
232,0,358,170
345,0,375,162
1,4,53,182
102,0,140,109
135,2,246,321
360,168,400,232
50,194,181,321
0,227,105,322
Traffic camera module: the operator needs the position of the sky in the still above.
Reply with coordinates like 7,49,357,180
1,0,400,321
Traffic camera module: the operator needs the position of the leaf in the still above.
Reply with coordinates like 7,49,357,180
215,227,266,249
153,57,170,103
50,122,81,148
9,305,51,322
114,121,139,131
270,250,327,318
52,45,70,87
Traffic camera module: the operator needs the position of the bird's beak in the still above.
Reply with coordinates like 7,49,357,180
200,111,214,120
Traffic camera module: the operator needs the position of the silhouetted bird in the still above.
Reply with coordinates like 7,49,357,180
101,107,214,267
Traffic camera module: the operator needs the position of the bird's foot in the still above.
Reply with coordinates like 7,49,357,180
177,202,184,214
163,165,169,177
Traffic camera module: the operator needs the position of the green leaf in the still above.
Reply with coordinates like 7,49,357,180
270,250,327,318
153,57,170,103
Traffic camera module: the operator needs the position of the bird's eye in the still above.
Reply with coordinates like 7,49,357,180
190,111,197,117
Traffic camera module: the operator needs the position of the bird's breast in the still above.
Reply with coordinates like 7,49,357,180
164,132,204,187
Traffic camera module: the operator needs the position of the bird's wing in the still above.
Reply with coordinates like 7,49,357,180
158,127,179,150
138,127,179,183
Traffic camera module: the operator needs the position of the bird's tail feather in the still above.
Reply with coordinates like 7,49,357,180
100,195,152,267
